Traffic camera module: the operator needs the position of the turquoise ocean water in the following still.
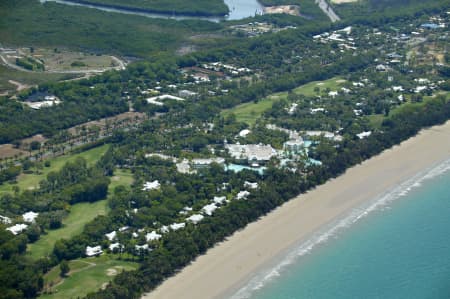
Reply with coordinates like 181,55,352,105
231,159,450,299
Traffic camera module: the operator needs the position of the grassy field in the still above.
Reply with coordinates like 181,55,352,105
27,200,109,259
366,114,385,129
293,77,345,96
110,169,134,190
27,167,133,259
0,144,110,195
41,255,138,299
221,94,285,125
390,91,450,117
0,65,79,94
221,76,345,125
11,47,120,72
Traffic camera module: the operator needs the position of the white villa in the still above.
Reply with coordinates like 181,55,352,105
142,180,161,191
225,143,277,164
0,215,12,224
105,231,117,241
169,223,186,231
86,245,103,257
22,211,39,223
6,224,28,235
146,231,162,242
202,203,218,216
213,196,227,204
186,214,204,224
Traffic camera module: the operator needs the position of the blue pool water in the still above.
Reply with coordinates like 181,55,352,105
232,159,450,299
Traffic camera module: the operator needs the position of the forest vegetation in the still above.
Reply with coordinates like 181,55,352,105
0,0,449,298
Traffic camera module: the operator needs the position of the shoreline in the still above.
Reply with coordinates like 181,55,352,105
143,121,450,299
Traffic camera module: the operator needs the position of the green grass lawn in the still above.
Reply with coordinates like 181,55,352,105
27,168,133,259
366,114,385,129
41,255,138,299
221,93,287,126
389,91,450,117
293,77,345,97
27,200,109,259
109,169,134,191
221,76,345,126
0,144,110,195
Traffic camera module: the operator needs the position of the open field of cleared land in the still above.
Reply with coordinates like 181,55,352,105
9,47,123,72
26,167,132,259
41,255,138,299
221,76,345,125
0,65,79,95
0,144,110,195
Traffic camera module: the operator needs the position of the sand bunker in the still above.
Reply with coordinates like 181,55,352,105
106,268,118,276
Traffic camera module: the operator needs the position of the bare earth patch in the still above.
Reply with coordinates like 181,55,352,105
0,144,27,159
8,80,30,91
263,5,300,16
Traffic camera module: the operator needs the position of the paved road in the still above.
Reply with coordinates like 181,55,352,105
315,0,340,22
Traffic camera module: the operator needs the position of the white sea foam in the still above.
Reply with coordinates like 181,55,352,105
230,158,450,299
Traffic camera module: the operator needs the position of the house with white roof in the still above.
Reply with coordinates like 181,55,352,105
6,224,28,235
86,246,103,257
186,214,204,224
213,196,227,204
0,215,11,224
202,203,218,216
109,243,122,251
22,211,39,223
169,223,186,231
142,180,160,191
236,190,250,200
357,131,372,139
146,231,162,242
238,129,251,137
244,181,259,189
105,231,117,241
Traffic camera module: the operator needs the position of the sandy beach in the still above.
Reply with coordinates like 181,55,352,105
143,121,450,299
